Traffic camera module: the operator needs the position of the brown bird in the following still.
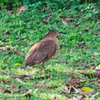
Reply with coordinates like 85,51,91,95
25,30,60,73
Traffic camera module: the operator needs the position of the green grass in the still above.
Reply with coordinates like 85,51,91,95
0,3,100,100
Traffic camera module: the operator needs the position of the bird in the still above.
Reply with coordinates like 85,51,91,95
25,30,60,73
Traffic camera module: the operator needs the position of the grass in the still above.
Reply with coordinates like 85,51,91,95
0,2,100,100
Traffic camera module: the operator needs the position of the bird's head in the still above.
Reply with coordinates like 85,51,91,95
44,30,61,38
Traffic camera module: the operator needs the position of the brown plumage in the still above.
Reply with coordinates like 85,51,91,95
25,30,60,72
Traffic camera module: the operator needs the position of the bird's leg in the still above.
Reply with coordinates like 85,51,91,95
42,62,46,74
39,62,46,75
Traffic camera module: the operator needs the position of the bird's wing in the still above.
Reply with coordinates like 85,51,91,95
25,39,56,66
35,39,56,64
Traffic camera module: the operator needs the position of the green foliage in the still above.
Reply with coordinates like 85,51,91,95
0,0,100,10
0,0,8,8
0,1,100,99
0,0,23,9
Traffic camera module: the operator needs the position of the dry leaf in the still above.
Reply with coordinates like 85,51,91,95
14,5,27,13
8,49,21,55
12,74,34,79
81,90,96,95
78,70,100,79
85,72,100,79
64,84,81,93
22,90,32,98
41,16,51,24
36,85,58,89
0,5,9,11
23,92,32,98
95,6,100,9
95,65,100,71
60,16,73,24
81,87,96,95
98,79,100,83
66,94,78,99
40,9,45,12
0,43,5,47
68,79,81,87
77,70,89,73
93,53,100,56
30,43,34,46
54,95,62,100
16,78,25,84
3,30,7,34
12,74,52,80
2,30,12,35
63,78,87,94
64,84,72,93
0,78,6,83
0,88,11,93
2,38,8,42
0,46,11,52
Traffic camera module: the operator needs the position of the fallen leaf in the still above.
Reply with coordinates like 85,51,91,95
64,84,81,93
78,69,100,79
14,49,21,55
63,78,87,94
36,85,58,89
84,72,100,79
0,43,5,47
2,30,7,34
40,9,45,12
81,87,92,92
23,92,32,98
60,16,73,24
77,70,89,73
12,89,22,94
93,53,100,56
91,67,96,70
64,84,72,93
95,69,100,71
30,43,34,46
54,95,62,100
0,46,11,52
22,90,32,98
0,5,10,11
14,63,20,65
8,49,21,55
75,60,82,63
16,78,25,84
68,79,81,87
2,38,8,42
98,79,100,83
0,88,11,93
12,74,52,80
12,74,34,79
14,5,27,13
41,16,51,24
81,86,96,95
95,6,100,9
2,30,12,35
95,65,100,72
75,23,80,26
81,90,96,95
66,94,78,99
0,78,6,83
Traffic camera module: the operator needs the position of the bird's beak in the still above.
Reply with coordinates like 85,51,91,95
57,31,63,34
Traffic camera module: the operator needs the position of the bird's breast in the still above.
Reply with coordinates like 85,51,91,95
53,38,60,55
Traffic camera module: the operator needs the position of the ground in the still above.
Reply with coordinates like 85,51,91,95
0,2,100,100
